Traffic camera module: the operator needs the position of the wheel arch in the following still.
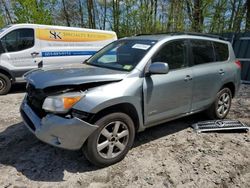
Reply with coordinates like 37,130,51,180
90,103,141,132
220,82,236,98
0,66,15,83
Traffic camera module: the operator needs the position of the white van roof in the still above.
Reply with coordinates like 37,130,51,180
7,23,116,35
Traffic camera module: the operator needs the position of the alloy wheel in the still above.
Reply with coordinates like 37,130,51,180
217,92,230,117
0,78,5,91
97,121,129,159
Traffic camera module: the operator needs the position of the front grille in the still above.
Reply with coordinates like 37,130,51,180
26,84,47,118
192,120,249,133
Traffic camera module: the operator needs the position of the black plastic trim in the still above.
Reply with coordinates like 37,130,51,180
20,109,36,131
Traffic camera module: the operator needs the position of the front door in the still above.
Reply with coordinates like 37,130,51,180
143,39,193,126
1,28,42,73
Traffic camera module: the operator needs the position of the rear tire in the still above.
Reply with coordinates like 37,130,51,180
0,73,11,95
83,112,135,167
206,88,232,119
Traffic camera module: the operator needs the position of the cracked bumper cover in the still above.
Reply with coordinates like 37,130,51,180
20,99,98,150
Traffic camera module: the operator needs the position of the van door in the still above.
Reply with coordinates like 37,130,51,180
1,28,42,76
143,39,193,126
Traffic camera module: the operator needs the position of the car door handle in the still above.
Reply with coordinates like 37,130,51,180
31,52,39,56
219,69,225,75
184,75,192,81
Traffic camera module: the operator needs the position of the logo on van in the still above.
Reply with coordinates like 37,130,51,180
36,28,116,42
50,30,62,40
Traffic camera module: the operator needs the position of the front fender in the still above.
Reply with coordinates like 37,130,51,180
73,78,145,131
74,96,144,132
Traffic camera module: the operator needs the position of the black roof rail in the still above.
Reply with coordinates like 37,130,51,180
136,32,226,40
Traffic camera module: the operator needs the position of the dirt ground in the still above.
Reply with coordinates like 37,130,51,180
0,84,249,188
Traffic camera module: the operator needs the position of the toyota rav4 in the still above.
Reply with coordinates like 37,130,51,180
20,33,241,167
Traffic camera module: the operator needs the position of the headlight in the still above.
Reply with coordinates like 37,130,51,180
42,92,85,113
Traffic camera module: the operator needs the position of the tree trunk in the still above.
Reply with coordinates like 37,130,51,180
246,0,250,31
228,0,236,30
112,0,119,35
167,0,174,31
232,0,242,32
186,0,193,30
125,0,129,35
0,0,13,24
149,0,154,32
87,0,96,28
103,0,107,30
78,0,84,27
62,0,70,26
154,0,158,28
192,0,202,32
232,0,246,32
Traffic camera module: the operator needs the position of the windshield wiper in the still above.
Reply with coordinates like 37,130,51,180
82,58,90,64
86,62,128,72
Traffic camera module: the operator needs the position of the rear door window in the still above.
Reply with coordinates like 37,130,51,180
213,42,229,61
191,40,215,65
1,28,34,52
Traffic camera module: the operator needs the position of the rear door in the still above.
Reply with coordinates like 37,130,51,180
190,39,227,111
143,39,193,126
1,27,42,73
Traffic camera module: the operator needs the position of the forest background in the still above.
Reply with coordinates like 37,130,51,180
0,0,250,37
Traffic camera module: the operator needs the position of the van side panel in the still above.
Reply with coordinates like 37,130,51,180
37,26,117,67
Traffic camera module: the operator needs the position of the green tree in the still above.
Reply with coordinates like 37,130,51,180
0,15,5,28
12,0,55,24
0,0,248,34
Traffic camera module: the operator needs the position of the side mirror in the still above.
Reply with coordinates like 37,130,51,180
148,62,169,75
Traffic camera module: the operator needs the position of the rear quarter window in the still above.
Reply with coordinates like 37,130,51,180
213,42,229,61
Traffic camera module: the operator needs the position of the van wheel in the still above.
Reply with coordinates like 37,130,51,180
0,73,11,95
206,88,232,119
83,112,135,167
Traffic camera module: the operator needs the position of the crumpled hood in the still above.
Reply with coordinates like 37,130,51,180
25,65,127,89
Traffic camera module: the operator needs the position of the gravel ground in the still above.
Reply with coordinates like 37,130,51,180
0,84,249,188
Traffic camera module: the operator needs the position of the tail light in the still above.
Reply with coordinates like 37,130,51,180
235,60,241,68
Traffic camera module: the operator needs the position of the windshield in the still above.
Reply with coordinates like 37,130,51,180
87,39,157,71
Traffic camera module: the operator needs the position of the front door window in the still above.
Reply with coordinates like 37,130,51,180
1,28,34,52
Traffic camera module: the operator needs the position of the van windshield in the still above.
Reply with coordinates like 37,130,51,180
87,39,157,71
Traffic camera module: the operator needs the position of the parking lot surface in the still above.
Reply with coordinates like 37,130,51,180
0,84,249,188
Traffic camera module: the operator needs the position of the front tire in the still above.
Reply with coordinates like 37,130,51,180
206,88,232,119
0,73,11,95
83,112,135,167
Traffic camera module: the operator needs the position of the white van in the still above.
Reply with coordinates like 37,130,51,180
0,24,117,94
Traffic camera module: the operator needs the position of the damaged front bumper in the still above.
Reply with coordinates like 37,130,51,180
20,98,98,150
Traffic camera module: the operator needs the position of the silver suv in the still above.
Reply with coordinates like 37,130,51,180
20,33,241,166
